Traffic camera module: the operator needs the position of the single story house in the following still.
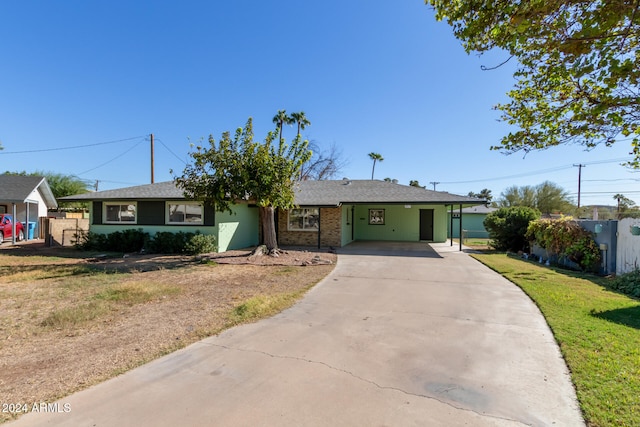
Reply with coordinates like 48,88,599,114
61,179,484,252
447,205,497,239
0,175,58,240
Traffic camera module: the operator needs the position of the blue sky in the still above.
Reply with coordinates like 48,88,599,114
1,1,637,206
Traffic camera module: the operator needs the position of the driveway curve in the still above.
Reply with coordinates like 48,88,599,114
10,241,584,426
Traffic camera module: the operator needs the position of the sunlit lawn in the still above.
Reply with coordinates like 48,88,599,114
472,253,640,427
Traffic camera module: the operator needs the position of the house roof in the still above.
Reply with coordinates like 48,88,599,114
60,181,184,201
294,180,484,206
0,175,58,208
61,179,484,206
456,205,498,214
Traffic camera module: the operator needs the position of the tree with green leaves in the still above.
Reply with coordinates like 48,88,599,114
426,1,640,166
497,181,574,215
272,109,293,142
613,193,636,218
368,152,384,180
468,188,493,202
174,116,312,252
290,111,311,136
410,180,425,188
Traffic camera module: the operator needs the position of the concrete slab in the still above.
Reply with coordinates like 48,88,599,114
9,241,584,426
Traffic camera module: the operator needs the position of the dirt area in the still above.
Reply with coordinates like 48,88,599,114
0,242,336,423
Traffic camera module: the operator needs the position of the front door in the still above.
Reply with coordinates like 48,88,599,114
419,209,434,241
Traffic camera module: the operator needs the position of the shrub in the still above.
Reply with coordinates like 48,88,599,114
526,217,601,272
607,269,640,298
148,231,190,254
184,233,217,255
484,206,540,252
76,230,216,255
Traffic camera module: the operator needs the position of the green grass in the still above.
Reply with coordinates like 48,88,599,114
472,253,640,427
227,286,313,326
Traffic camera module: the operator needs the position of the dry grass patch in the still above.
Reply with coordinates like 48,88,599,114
0,245,335,424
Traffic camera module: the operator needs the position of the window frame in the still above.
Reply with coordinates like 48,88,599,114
103,202,138,224
288,207,320,232
368,209,385,225
166,202,204,225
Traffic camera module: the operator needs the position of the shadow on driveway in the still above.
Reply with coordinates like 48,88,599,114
338,241,442,258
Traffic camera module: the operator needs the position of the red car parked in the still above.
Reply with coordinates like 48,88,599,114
0,214,25,244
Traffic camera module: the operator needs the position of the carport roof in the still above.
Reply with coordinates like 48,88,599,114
294,180,484,206
0,175,58,208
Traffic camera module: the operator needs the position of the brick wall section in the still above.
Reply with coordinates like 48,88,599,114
45,218,90,247
278,207,342,247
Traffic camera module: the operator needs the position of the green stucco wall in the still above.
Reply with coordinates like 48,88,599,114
447,213,489,238
352,204,448,243
216,205,259,252
88,203,259,252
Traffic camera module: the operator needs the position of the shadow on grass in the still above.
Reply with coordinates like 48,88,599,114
591,305,640,330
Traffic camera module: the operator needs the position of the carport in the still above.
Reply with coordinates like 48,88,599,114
0,176,58,244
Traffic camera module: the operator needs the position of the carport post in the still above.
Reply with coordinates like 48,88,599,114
449,204,453,247
317,208,321,249
11,203,16,245
459,204,463,251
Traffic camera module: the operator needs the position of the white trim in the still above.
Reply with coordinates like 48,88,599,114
288,207,319,231
166,202,204,225
103,202,138,224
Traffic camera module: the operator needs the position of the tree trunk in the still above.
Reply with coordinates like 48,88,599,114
260,206,278,252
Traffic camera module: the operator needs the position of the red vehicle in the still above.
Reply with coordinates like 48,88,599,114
0,214,25,244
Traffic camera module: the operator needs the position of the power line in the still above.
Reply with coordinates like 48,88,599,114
77,138,146,176
155,138,187,165
0,136,147,154
438,157,634,185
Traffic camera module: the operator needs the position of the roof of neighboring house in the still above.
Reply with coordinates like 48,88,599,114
0,175,58,208
294,179,483,206
61,179,485,206
454,205,498,214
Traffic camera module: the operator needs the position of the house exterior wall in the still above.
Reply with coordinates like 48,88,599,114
353,204,448,242
216,205,259,252
447,213,490,238
278,207,342,247
87,202,258,252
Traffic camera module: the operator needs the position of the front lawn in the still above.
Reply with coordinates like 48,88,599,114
472,253,640,427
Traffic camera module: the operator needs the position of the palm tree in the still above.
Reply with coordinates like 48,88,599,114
368,152,384,180
272,110,293,141
290,111,311,135
613,193,635,218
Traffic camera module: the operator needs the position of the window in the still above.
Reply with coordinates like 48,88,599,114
369,209,385,225
167,202,203,225
288,208,319,231
104,203,137,223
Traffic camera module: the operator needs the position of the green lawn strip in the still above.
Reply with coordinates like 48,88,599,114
472,253,640,427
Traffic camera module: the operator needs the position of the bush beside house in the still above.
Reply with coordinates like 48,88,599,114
483,206,540,252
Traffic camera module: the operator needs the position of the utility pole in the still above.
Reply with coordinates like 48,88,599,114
94,180,99,191
150,133,155,184
429,181,440,191
573,164,585,209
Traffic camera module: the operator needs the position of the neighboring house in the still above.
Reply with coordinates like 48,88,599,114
447,205,497,239
62,179,484,252
0,175,58,240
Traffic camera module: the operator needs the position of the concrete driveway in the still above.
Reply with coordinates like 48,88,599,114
10,241,584,426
